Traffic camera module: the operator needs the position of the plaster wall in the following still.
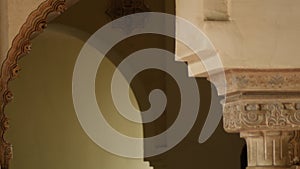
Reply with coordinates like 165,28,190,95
176,0,300,74
6,24,151,169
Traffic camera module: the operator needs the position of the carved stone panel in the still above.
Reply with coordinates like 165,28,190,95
224,101,300,133
209,69,300,169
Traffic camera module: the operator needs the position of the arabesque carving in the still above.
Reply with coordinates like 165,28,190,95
224,102,300,132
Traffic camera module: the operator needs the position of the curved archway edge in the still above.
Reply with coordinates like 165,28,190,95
0,0,75,168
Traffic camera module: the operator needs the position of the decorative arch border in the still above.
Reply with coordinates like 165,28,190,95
0,1,172,168
0,0,73,168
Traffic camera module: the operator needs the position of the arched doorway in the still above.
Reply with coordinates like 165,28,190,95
6,23,152,169
0,0,244,169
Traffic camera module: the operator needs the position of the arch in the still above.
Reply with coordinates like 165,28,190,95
0,0,77,168
0,1,226,169
0,0,160,168
6,23,150,169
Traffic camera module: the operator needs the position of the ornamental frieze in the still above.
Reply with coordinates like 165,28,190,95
223,102,300,133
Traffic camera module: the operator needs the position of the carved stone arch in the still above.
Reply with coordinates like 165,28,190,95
0,0,78,168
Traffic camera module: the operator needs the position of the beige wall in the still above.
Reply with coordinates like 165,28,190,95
6,24,151,169
176,0,300,75
0,0,44,65
3,0,300,75
0,0,8,65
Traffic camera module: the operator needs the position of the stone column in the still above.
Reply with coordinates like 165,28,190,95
214,69,300,169
241,131,299,169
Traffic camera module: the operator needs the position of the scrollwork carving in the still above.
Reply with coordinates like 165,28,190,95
241,110,265,127
264,104,288,127
224,102,300,133
223,104,242,129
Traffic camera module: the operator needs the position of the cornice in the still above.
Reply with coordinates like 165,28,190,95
208,69,300,96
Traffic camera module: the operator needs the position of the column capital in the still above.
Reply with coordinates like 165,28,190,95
208,69,300,169
223,99,300,133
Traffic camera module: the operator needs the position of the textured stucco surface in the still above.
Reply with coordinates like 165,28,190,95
176,0,300,75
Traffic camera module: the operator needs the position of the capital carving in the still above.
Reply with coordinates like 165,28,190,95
224,101,300,133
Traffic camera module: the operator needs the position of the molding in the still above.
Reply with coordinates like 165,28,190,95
216,69,300,169
216,69,300,133
0,0,68,168
208,69,300,96
225,69,300,95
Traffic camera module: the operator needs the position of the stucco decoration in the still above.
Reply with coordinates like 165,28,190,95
207,69,300,169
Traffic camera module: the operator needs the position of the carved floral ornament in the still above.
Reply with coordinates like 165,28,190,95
213,70,300,133
223,101,300,132
209,69,300,95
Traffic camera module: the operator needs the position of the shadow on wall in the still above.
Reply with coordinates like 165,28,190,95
6,24,152,169
5,22,246,169
142,76,245,169
6,0,246,168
